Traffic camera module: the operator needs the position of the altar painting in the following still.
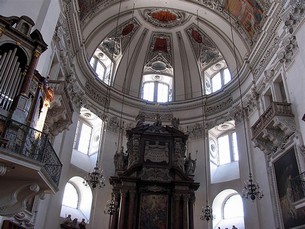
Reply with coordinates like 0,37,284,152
139,194,168,229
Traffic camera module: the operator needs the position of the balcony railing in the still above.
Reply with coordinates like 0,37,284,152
290,172,305,203
251,102,294,139
0,115,62,186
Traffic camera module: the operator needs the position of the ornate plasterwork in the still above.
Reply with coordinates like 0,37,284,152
253,35,280,79
282,0,305,34
144,53,173,75
66,74,87,110
146,33,173,65
276,35,298,67
141,8,191,28
206,96,233,116
186,24,222,70
85,79,109,108
0,184,40,216
137,111,173,123
99,18,140,61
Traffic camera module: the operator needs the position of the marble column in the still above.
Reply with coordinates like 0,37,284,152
188,195,195,229
127,190,136,229
118,191,127,229
182,195,189,229
174,194,181,229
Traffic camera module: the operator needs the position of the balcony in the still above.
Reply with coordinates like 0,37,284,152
0,114,62,189
290,172,305,209
251,102,295,154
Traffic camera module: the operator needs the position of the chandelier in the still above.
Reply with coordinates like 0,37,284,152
104,194,118,215
200,204,213,221
242,173,264,200
83,160,106,189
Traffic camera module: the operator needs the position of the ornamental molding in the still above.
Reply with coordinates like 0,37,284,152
99,17,140,61
185,23,222,70
146,32,173,67
253,35,280,80
0,183,40,216
276,35,298,67
66,74,87,110
282,0,305,34
206,96,233,116
85,79,109,109
137,111,173,123
141,8,191,28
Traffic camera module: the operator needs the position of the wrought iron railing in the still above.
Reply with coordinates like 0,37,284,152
0,115,62,186
251,102,294,139
290,172,305,202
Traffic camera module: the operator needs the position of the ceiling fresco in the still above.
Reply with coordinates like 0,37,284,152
77,0,270,39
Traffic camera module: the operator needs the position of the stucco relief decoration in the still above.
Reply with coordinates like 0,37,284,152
282,0,305,34
186,24,222,69
144,141,169,163
144,54,173,75
100,18,140,60
77,0,114,20
137,111,173,123
277,35,298,66
141,9,190,28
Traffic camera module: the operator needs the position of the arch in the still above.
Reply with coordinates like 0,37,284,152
60,176,93,222
212,189,245,229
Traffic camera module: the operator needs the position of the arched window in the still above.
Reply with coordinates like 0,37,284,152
60,177,93,222
90,49,112,85
213,190,245,229
203,60,232,95
141,74,173,103
73,120,93,155
223,194,244,219
209,121,240,183
62,182,79,209
218,131,239,165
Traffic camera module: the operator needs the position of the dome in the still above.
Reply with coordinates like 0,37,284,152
71,0,270,122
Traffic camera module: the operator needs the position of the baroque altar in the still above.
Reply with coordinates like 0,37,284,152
109,118,199,229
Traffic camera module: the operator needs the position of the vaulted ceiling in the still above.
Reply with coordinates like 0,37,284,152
69,0,271,103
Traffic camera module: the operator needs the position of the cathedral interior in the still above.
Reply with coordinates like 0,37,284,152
1,0,305,229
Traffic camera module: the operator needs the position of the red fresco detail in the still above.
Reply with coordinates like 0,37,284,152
122,23,134,36
191,29,202,43
151,10,177,23
153,38,168,53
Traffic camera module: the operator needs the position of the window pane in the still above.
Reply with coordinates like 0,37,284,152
212,72,222,92
77,123,92,154
218,135,230,165
157,83,169,102
232,132,239,161
96,62,106,80
90,57,96,68
62,183,78,209
224,194,244,219
143,82,155,102
223,68,231,85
